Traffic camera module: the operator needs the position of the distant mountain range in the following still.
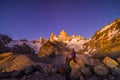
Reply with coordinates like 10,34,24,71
41,18,120,58
1,18,120,58
1,18,120,80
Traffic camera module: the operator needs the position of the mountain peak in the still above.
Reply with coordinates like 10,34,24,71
50,32,57,42
59,30,68,38
114,18,120,22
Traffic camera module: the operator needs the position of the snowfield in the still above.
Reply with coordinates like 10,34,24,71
66,37,89,51
6,40,42,54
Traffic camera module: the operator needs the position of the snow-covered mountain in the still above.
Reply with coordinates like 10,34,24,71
49,30,88,51
6,40,42,54
3,18,120,57
82,18,120,57
65,35,89,51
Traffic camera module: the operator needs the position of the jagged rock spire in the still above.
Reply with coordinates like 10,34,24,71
39,36,44,43
59,30,68,38
50,32,57,42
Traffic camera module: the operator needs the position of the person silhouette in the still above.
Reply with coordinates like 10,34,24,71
71,49,76,62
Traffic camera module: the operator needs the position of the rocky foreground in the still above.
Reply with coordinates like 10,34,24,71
1,53,120,80
0,64,65,80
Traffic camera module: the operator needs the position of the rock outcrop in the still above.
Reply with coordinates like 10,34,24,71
0,64,65,80
0,34,12,53
38,41,70,57
0,52,35,72
103,56,119,68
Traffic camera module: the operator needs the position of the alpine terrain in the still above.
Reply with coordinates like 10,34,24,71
0,18,120,80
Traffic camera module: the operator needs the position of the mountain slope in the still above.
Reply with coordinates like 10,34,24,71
0,52,35,72
83,18,120,58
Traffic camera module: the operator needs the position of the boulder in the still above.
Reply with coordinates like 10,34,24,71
103,56,119,68
80,66,92,76
69,57,85,70
70,69,82,80
42,64,53,74
94,63,110,76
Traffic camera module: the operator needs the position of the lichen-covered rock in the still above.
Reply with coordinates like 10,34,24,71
103,56,119,68
94,63,110,76
69,57,85,70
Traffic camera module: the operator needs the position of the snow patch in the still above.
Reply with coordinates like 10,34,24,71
84,47,96,56
108,29,119,40
84,47,92,55
6,40,42,54
100,22,115,33
53,36,58,40
108,29,119,37
66,38,88,51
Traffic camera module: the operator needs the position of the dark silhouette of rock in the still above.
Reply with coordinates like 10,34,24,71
108,74,115,80
24,65,34,75
11,70,24,78
111,67,120,76
10,43,35,54
0,34,12,53
34,65,42,72
0,72,11,79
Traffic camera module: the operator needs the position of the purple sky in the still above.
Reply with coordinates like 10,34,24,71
0,0,120,40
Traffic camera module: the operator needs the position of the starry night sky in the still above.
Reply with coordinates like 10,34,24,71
0,0,120,40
